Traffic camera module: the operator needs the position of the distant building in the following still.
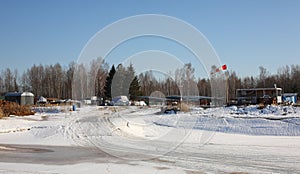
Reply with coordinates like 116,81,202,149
282,93,298,104
83,96,99,105
137,95,214,107
236,88,282,105
4,92,34,105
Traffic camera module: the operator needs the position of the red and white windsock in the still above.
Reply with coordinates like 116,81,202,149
215,64,227,73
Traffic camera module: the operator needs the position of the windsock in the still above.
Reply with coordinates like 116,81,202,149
211,64,227,75
215,64,227,72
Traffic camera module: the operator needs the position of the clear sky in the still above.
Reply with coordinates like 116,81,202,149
0,0,300,78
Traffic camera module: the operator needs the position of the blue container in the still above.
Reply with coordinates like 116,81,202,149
72,105,76,111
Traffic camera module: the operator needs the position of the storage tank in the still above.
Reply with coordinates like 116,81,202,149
21,92,34,105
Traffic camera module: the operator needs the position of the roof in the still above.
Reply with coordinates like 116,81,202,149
282,93,298,96
138,95,213,102
5,92,22,97
5,92,34,97
236,88,282,91
167,95,213,101
21,92,34,97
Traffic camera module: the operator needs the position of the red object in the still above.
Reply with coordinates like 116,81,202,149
221,64,227,70
216,64,227,72
212,64,227,75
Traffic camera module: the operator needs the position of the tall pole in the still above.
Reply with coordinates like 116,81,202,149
274,83,278,104
225,71,229,106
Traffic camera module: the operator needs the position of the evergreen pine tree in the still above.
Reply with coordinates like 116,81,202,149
129,75,141,100
104,65,116,100
112,64,127,97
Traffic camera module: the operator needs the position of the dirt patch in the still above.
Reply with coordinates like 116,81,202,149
0,127,31,134
0,144,54,153
150,158,176,165
0,144,119,165
185,171,205,174
0,100,35,118
155,166,170,170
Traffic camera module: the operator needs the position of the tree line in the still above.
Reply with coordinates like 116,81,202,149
0,62,76,99
1,59,300,101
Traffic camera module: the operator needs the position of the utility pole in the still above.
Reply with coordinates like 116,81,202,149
225,71,229,106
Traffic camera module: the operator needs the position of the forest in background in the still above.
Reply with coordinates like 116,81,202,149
0,57,300,101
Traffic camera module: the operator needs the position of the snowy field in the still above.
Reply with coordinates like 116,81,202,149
1,105,300,173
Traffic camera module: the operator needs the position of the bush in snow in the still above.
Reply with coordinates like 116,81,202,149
0,108,4,119
0,100,35,118
180,103,190,112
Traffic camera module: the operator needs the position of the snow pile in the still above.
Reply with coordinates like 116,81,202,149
155,105,300,136
0,112,74,146
225,105,297,116
32,106,74,114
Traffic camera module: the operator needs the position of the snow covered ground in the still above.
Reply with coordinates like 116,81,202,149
0,105,300,173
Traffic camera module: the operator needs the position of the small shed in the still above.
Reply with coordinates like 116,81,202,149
5,92,34,105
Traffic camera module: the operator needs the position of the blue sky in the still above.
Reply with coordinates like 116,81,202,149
0,0,300,78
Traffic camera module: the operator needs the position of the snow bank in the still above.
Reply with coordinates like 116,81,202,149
155,105,300,136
